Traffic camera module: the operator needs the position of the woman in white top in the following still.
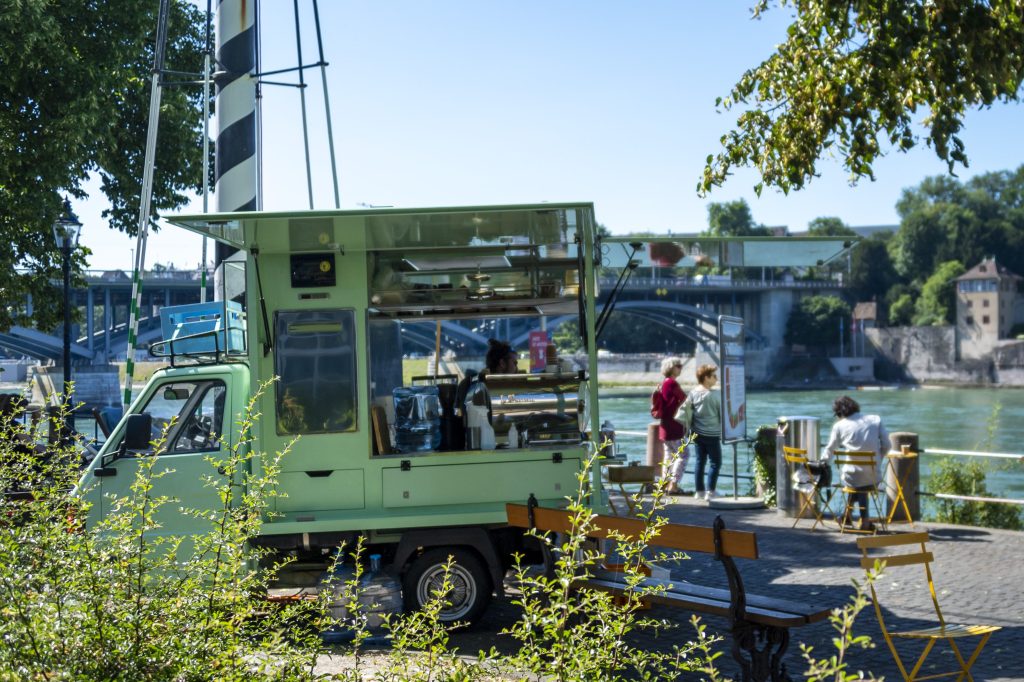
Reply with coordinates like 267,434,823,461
822,395,890,531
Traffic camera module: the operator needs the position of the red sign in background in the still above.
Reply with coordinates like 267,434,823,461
529,331,550,372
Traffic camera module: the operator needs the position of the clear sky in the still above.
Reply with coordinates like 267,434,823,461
76,1,1022,271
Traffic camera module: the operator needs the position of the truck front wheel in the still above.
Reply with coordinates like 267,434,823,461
402,547,492,624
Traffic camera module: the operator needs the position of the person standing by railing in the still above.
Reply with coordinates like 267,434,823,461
655,357,688,494
680,364,722,501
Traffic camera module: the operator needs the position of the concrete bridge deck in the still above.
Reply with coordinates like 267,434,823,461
442,494,1022,681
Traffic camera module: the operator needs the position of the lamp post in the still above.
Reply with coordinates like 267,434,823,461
52,198,82,427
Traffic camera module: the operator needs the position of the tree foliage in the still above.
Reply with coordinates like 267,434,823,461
891,167,1024,281
784,295,851,348
703,199,771,236
888,292,915,327
807,216,856,237
0,0,206,330
913,259,965,326
700,0,1024,196
848,232,899,305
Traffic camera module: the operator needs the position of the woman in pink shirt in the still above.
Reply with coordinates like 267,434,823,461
657,357,688,494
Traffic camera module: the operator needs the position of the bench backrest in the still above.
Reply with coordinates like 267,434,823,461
506,503,759,559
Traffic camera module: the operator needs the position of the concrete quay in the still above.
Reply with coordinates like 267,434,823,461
448,494,1023,681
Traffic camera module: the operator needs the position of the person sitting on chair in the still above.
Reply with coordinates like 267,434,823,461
821,395,891,532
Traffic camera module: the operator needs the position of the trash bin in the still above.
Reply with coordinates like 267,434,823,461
776,416,820,518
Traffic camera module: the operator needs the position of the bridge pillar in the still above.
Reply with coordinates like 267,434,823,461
104,287,112,362
87,287,95,353
758,289,798,350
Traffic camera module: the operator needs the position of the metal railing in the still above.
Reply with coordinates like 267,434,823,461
918,448,1024,507
597,276,844,291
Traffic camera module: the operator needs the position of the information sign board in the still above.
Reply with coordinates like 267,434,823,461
718,315,746,444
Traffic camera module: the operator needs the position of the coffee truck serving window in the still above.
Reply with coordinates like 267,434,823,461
363,206,594,456
275,310,357,435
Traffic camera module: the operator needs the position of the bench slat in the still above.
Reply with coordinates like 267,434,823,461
653,579,832,623
581,578,815,628
588,576,831,622
506,503,759,559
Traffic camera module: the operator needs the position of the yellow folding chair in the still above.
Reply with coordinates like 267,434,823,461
833,450,886,534
857,532,1001,681
782,446,832,530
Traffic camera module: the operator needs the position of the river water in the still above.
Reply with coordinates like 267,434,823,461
598,386,1024,510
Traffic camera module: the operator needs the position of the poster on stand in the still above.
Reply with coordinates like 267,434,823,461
718,315,746,444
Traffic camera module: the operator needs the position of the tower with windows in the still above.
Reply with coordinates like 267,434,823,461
955,257,1022,359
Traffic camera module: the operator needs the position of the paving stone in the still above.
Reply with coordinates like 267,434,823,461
448,494,1024,681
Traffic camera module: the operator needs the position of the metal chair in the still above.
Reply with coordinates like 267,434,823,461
857,532,1001,681
782,445,832,530
833,450,886,534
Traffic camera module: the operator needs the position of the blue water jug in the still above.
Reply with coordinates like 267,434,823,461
393,386,442,453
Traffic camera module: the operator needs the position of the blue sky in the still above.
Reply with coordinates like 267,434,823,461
76,1,1022,270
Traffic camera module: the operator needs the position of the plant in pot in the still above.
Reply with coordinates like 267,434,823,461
751,424,777,507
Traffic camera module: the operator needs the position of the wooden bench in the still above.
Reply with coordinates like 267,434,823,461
507,497,833,682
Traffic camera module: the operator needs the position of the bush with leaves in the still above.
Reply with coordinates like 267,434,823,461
502,449,723,681
928,458,1023,531
0,389,331,681
0,394,887,681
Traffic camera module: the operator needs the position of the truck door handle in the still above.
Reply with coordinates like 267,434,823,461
94,467,117,477
305,470,332,478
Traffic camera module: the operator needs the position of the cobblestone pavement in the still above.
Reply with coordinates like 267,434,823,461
447,494,1024,681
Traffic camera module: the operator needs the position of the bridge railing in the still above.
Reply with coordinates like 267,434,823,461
82,269,206,282
597,276,845,290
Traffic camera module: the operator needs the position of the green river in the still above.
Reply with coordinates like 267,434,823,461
598,386,1024,508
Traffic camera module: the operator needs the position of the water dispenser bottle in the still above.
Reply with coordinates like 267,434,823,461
393,386,442,453
361,553,402,630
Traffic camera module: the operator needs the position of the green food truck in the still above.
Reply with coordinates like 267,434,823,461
78,202,604,623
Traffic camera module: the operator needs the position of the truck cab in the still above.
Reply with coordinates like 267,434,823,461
78,202,603,622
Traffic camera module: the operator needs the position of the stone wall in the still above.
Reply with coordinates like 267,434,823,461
865,326,957,382
994,340,1024,385
863,326,1024,385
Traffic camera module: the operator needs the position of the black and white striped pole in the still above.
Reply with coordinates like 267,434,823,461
213,0,258,301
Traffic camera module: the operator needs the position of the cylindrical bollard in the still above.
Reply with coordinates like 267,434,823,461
776,416,820,518
646,421,664,468
646,422,664,493
886,431,920,522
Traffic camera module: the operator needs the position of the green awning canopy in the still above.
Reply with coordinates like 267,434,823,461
600,235,855,268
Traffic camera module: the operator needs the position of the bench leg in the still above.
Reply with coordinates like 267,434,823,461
732,621,791,682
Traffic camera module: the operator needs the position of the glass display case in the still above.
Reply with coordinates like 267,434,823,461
365,206,591,319
363,205,596,457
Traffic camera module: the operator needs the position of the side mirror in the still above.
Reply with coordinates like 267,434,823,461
123,413,153,451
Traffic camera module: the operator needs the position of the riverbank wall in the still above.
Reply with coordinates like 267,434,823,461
866,326,1024,386
596,350,781,387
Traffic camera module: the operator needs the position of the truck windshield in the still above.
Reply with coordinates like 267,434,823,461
123,380,226,454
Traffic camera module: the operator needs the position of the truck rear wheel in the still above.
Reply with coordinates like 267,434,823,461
402,547,491,624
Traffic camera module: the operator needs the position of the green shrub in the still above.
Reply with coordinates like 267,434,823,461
0,389,329,681
928,457,1023,530
0,395,881,681
750,424,778,507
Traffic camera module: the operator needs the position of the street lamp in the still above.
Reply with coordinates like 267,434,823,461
52,198,82,418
